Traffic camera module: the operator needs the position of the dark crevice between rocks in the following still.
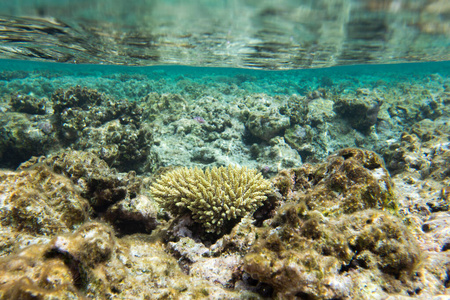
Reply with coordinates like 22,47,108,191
242,273,274,298
426,201,450,213
242,127,264,145
339,256,358,274
407,287,422,297
108,219,153,236
44,249,87,290
444,269,450,288
253,194,280,227
295,291,345,300
442,242,450,252
167,216,236,245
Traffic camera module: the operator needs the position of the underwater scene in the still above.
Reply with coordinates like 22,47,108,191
0,1,450,299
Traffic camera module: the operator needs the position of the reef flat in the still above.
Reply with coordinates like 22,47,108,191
0,61,449,299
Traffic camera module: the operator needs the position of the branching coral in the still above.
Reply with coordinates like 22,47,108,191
150,166,272,234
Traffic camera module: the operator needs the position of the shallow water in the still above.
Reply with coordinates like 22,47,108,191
1,59,449,101
0,2,450,299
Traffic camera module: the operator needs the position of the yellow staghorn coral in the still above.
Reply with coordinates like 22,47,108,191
150,165,272,234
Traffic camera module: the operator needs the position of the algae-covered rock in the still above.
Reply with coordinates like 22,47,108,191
74,119,151,172
141,92,188,123
104,194,159,235
0,112,58,169
9,93,47,115
0,245,82,299
17,150,158,235
273,148,397,216
0,165,90,235
244,208,422,299
334,89,383,133
0,222,118,299
244,94,290,141
384,117,450,178
0,221,261,299
20,150,142,212
253,137,302,171
52,86,150,173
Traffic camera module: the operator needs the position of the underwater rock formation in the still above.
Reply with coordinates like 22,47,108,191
0,86,152,172
0,165,90,236
238,148,426,299
52,86,151,173
0,221,260,299
9,93,47,115
19,151,141,212
272,148,398,216
243,209,422,299
151,165,273,235
334,88,383,133
244,94,290,141
17,150,158,234
0,94,58,169
383,117,450,217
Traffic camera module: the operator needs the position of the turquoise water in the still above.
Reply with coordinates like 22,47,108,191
1,59,450,101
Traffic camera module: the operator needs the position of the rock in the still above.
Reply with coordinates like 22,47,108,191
272,148,397,216
104,194,159,235
20,150,142,212
334,90,383,133
244,209,422,299
0,165,90,236
245,94,290,141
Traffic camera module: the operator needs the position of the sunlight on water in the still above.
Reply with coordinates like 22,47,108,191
0,0,449,68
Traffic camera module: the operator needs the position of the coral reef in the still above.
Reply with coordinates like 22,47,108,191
151,165,272,234
0,86,152,172
144,92,303,172
0,63,449,299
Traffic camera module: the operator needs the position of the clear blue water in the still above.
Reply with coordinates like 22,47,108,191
2,59,450,101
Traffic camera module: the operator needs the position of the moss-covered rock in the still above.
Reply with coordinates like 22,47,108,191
334,89,383,133
272,148,398,216
0,165,90,235
244,208,422,299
